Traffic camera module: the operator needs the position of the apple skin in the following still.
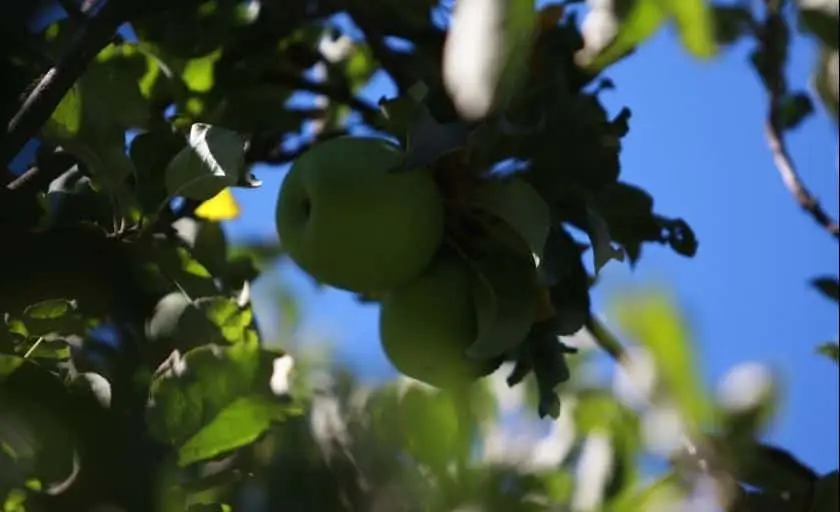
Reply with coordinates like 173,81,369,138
379,250,502,389
275,136,445,293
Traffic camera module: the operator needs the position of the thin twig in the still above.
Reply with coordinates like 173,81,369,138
759,5,839,240
0,0,125,169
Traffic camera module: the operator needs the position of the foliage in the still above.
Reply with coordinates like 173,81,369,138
0,0,835,511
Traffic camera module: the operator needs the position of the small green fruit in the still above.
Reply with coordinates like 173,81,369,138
276,136,445,293
379,250,502,388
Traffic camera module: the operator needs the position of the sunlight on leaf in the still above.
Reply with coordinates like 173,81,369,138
612,290,714,430
195,188,241,221
664,0,718,58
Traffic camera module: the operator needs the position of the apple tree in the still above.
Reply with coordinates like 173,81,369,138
0,0,836,511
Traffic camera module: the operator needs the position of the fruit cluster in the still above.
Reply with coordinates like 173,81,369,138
276,136,544,389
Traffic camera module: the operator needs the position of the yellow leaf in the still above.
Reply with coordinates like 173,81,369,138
195,188,241,221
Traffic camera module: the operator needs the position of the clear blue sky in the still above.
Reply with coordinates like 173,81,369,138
224,9,839,475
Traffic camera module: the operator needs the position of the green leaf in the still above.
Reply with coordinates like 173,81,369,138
0,355,25,383
813,48,839,123
177,395,279,467
470,176,551,264
711,6,756,46
164,123,245,201
778,92,814,130
816,342,839,364
586,0,669,71
343,43,377,92
465,246,538,359
44,85,82,139
173,217,230,277
399,386,464,471
194,297,255,345
664,0,717,58
811,276,840,302
146,343,299,467
22,299,73,320
797,0,839,50
145,292,219,349
83,42,159,129
613,291,714,429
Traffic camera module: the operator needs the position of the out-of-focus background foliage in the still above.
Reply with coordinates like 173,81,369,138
0,0,837,511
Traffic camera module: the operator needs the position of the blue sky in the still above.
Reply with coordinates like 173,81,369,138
224,9,839,475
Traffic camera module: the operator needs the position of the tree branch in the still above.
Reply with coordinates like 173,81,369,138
759,6,839,241
0,0,125,170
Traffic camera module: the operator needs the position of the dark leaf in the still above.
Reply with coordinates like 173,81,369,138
778,92,814,130
522,321,575,418
712,5,756,46
811,276,840,302
798,2,839,50
146,342,299,467
816,342,839,364
737,443,817,496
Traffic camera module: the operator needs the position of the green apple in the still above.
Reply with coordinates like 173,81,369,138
275,136,445,293
379,250,502,388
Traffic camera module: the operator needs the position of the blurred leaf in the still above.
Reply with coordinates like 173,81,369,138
146,343,298,467
816,342,839,364
194,297,256,345
797,0,839,50
0,355,25,382
586,0,668,71
399,387,463,471
609,472,684,512
443,0,537,120
664,0,717,58
813,48,839,122
778,92,814,130
613,291,714,429
711,5,756,46
811,276,840,302
165,123,246,201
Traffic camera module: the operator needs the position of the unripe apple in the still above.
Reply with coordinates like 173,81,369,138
275,136,445,293
379,250,502,388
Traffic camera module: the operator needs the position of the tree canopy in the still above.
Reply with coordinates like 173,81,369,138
0,0,837,511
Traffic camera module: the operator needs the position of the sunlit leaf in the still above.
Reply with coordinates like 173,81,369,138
195,188,241,221
664,0,718,58
613,291,714,430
